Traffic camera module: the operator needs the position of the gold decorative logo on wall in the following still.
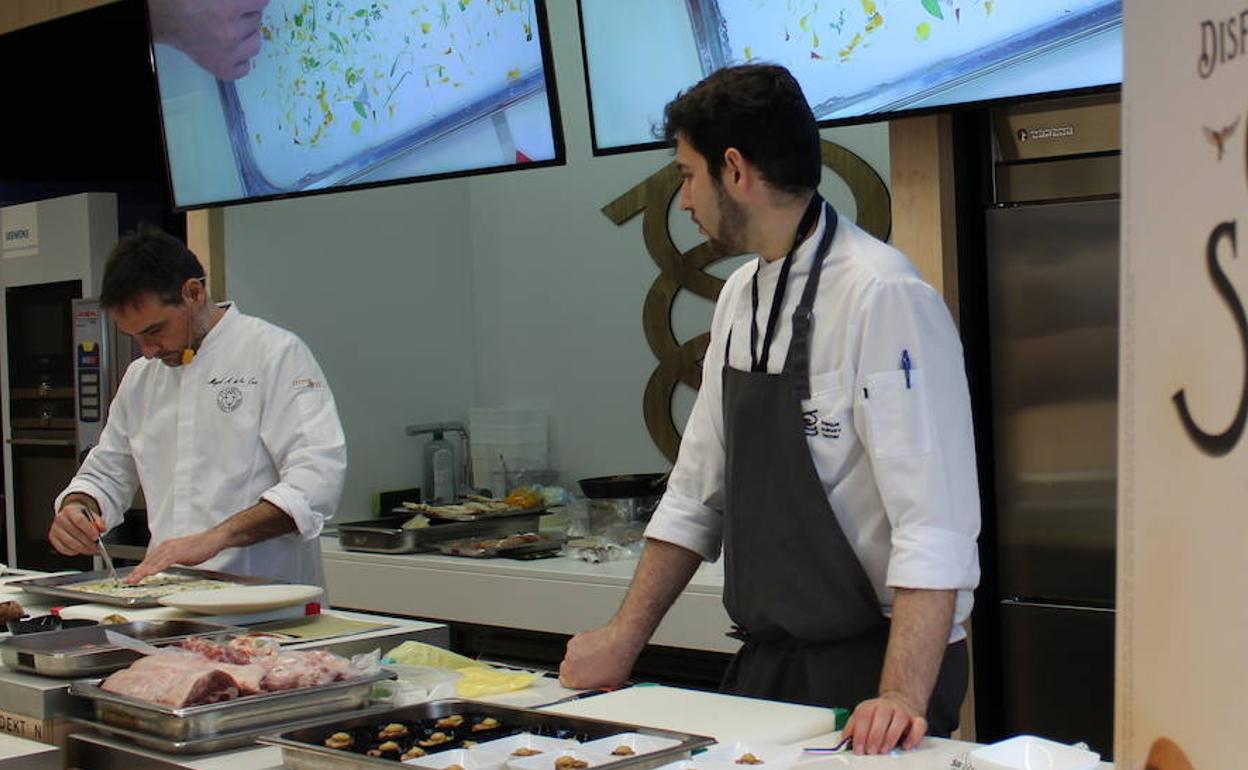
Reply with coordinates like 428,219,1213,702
603,141,892,462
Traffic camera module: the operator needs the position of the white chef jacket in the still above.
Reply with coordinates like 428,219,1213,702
644,209,981,642
55,304,346,586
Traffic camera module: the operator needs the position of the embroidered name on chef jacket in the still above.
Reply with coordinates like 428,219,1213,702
208,375,258,414
802,410,842,439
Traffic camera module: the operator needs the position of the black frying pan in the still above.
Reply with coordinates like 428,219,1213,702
577,473,668,499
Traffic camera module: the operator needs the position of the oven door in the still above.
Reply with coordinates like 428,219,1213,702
8,432,92,571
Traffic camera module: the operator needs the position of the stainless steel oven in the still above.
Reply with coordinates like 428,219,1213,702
3,283,137,570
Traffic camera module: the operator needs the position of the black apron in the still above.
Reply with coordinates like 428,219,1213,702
717,199,967,736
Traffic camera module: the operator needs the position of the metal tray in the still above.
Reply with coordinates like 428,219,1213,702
71,705,395,755
69,668,395,741
436,533,565,559
259,698,716,770
337,511,543,554
10,566,274,608
0,619,241,677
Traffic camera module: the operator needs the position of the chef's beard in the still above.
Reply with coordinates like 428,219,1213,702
706,184,751,257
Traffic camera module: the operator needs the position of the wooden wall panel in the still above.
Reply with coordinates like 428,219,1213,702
889,114,960,324
0,0,120,35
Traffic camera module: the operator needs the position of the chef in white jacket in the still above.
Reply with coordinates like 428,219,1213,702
560,65,979,755
48,227,346,587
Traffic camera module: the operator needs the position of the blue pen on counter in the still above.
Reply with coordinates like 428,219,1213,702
901,349,912,389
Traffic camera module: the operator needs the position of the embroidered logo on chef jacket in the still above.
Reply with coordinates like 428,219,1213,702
292,377,323,391
802,410,842,439
216,386,243,413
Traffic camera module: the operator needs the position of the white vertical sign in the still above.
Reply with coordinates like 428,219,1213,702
1,202,39,259
1120,3,1248,769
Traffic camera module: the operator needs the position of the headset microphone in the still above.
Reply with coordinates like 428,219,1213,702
182,305,196,365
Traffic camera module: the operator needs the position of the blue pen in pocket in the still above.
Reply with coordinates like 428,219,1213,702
901,349,912,389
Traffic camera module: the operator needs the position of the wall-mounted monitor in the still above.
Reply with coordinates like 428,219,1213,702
147,0,565,210
578,0,1122,154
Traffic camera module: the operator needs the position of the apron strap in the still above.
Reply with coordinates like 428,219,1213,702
784,204,839,400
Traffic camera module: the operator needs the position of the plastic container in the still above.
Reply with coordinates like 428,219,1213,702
967,735,1100,770
469,408,549,495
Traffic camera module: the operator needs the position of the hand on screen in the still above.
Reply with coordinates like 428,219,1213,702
150,0,271,81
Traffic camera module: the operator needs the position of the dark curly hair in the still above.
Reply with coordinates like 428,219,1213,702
100,226,205,310
661,64,821,196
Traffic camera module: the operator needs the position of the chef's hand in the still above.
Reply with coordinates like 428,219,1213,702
842,692,927,755
149,0,270,81
559,624,640,689
49,495,104,556
126,530,229,584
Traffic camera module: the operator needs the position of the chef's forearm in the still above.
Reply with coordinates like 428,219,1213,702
209,500,298,550
877,587,956,714
609,538,703,650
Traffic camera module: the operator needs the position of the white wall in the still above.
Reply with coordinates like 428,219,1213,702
224,1,890,516
225,180,476,517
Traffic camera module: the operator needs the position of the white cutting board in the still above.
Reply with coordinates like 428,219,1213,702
542,686,838,745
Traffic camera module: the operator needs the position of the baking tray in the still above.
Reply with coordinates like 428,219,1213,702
0,619,241,677
69,668,395,741
259,698,716,770
10,566,273,608
71,704,395,755
337,510,543,555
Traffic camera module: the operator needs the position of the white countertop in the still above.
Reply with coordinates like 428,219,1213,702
320,536,739,654
69,685,1117,770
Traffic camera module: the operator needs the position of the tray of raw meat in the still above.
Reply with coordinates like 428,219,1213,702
68,635,394,742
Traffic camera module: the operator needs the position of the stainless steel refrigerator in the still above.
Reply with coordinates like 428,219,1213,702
976,94,1120,756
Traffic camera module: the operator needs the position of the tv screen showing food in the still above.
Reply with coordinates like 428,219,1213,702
146,0,565,209
578,0,1122,153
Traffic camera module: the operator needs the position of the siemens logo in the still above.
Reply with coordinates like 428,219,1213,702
4,228,30,242
1017,126,1076,142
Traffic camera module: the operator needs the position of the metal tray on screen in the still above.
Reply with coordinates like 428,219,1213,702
336,509,543,554
259,698,716,770
68,668,395,741
10,566,273,608
0,619,242,677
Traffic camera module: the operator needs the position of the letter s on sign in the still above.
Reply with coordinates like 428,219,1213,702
1173,221,1248,456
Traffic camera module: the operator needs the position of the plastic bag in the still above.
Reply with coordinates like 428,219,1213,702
372,664,463,706
383,641,485,670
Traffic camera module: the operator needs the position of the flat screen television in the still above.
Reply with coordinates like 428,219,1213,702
146,0,565,209
578,0,1122,154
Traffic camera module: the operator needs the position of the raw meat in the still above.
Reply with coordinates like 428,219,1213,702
100,652,240,707
98,637,361,708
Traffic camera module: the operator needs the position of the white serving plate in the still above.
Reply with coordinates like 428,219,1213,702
968,735,1100,770
473,733,577,762
508,748,616,770
158,584,322,614
406,748,509,770
697,742,802,770
579,733,682,758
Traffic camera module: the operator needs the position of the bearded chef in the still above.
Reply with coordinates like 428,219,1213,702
48,226,346,586
559,64,981,756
